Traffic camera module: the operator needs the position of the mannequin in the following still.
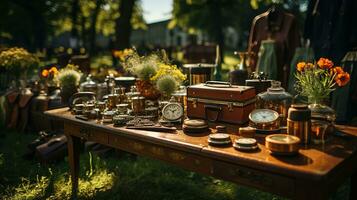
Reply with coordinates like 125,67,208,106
248,4,300,88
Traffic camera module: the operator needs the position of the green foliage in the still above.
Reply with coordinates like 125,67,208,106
123,51,160,80
57,64,82,88
136,63,157,80
0,47,39,71
295,66,336,103
0,0,145,50
156,75,178,96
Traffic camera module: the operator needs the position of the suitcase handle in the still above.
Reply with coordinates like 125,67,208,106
204,81,232,88
204,105,222,122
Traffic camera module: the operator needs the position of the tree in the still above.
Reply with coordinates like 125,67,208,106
171,0,244,63
115,0,136,50
88,0,105,55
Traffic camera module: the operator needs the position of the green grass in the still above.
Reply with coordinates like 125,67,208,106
0,128,351,200
1,129,281,200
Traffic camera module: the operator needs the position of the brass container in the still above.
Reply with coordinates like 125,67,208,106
265,134,300,155
287,104,311,144
102,111,115,123
183,64,215,85
107,94,119,110
239,127,256,138
131,96,145,114
96,101,106,112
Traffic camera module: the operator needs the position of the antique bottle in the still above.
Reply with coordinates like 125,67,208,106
256,81,293,126
229,51,251,85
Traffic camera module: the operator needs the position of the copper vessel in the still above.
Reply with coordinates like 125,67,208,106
131,96,145,114
287,104,311,144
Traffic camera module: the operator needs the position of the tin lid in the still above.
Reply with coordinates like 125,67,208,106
117,103,129,108
103,110,115,116
132,96,145,100
209,133,230,142
183,119,207,127
235,138,257,147
216,126,227,133
81,75,97,89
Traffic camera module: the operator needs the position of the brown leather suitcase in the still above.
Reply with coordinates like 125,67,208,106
187,81,256,124
35,135,67,163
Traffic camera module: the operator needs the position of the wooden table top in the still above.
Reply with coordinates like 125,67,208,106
46,107,357,181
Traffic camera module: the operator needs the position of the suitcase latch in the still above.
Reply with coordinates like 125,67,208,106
227,102,233,112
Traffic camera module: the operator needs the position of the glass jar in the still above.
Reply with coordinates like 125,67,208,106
256,81,293,126
308,101,336,144
80,75,97,94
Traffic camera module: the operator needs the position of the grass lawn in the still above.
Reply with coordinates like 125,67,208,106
0,127,351,200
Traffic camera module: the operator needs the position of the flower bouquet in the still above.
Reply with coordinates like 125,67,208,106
40,66,60,94
295,58,350,104
55,64,82,104
123,50,186,100
0,47,39,89
295,57,350,143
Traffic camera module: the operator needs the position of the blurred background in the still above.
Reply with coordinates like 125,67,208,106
0,0,308,70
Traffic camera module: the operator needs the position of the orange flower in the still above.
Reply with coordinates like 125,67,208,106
317,58,334,70
330,66,344,75
306,63,314,69
297,62,306,72
335,72,350,87
41,69,49,77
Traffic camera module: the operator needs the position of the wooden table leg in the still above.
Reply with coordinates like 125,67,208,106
351,171,357,200
67,135,81,199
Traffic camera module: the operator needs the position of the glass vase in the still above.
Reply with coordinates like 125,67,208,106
308,98,336,144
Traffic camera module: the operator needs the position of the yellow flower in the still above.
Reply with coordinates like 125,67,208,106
42,69,49,78
150,63,186,82
49,66,58,74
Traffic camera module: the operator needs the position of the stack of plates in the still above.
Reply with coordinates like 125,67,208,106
182,119,209,134
233,138,258,151
208,133,231,146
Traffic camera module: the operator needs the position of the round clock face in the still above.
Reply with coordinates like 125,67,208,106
162,103,184,121
249,109,279,124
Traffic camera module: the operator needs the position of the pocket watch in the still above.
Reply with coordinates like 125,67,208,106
160,97,184,125
249,109,280,131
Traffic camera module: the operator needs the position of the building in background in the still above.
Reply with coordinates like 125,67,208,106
130,19,239,49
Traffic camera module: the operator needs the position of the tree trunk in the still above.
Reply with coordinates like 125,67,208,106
115,0,136,50
210,0,225,63
71,0,80,50
89,0,104,56
209,0,225,80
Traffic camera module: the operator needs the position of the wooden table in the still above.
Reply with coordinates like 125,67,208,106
46,108,357,200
